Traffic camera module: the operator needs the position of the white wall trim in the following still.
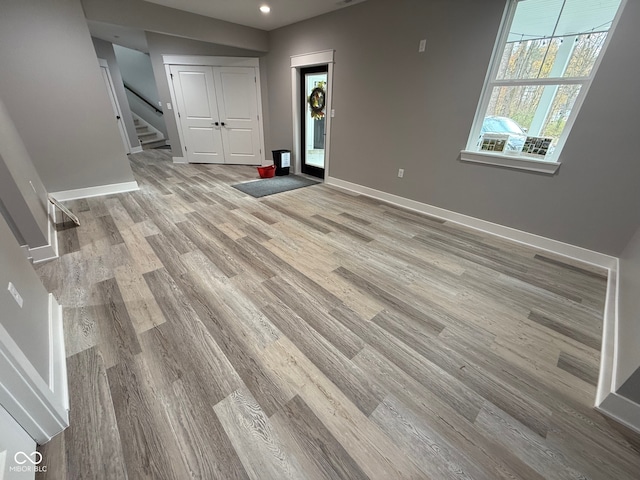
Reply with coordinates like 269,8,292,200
291,50,335,68
130,146,144,154
596,392,640,435
172,156,187,164
326,176,617,269
0,296,69,444
326,175,640,433
48,294,68,411
596,262,619,407
30,201,58,264
162,55,259,67
325,175,635,429
290,50,335,177
50,180,139,202
460,150,562,175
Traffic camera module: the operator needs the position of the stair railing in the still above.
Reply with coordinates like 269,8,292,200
124,83,163,114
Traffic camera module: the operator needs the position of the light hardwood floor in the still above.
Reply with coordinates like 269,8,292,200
35,150,640,479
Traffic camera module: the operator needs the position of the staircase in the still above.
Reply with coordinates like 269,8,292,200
133,114,166,149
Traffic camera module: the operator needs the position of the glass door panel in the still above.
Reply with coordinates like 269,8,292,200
301,66,328,178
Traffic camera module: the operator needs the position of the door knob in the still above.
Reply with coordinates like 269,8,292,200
221,122,226,127
214,121,219,126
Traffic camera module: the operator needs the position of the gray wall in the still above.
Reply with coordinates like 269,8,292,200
0,98,49,249
92,37,140,150
618,368,640,404
113,45,161,107
265,0,640,256
0,213,51,384
616,225,640,399
113,44,168,138
82,0,268,53
146,32,267,159
0,0,135,193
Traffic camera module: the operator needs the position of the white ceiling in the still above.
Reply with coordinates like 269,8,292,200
143,0,367,31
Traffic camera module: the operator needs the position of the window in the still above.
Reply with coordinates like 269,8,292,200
463,0,625,173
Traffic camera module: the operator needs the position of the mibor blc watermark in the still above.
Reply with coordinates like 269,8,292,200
10,451,47,473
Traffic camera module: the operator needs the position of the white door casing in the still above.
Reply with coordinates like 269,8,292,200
165,57,264,166
169,65,225,164
98,59,131,155
290,50,335,177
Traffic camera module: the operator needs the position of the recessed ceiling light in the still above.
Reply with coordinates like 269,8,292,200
260,5,271,13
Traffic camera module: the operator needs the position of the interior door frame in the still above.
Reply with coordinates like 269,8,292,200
0,294,68,444
98,58,131,155
300,65,329,178
163,56,266,165
291,50,335,178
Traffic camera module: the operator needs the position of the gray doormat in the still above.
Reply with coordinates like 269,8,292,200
232,175,320,198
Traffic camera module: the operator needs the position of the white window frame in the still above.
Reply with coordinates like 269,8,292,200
461,0,627,175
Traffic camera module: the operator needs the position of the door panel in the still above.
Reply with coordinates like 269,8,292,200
189,127,224,160
170,65,224,164
179,72,216,119
216,67,261,165
300,66,328,178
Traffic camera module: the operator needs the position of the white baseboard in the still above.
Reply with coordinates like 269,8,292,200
30,201,58,264
0,302,69,444
173,156,187,164
596,264,619,407
50,180,139,202
325,176,630,430
48,294,68,412
326,176,617,270
130,146,144,154
596,392,640,435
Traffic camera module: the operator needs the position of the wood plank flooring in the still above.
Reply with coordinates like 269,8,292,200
35,149,640,479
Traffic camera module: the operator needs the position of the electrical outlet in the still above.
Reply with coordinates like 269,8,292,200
330,109,335,118
8,282,23,308
167,103,172,110
398,168,405,178
419,39,426,53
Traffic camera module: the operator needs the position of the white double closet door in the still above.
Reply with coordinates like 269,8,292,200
170,65,262,165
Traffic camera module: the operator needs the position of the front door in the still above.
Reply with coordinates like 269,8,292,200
170,65,225,164
300,66,328,178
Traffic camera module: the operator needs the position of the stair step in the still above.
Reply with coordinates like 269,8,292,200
135,125,148,132
138,131,157,139
142,139,167,149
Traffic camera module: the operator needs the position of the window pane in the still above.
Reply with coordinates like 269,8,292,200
563,32,608,77
485,85,545,133
499,0,621,80
497,38,561,80
555,0,621,37
539,84,583,143
480,83,583,155
507,0,563,44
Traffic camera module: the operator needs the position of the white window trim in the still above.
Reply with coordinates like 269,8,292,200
460,150,561,174
462,0,627,174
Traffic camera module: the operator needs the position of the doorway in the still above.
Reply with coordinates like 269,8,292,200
300,66,328,178
99,59,131,154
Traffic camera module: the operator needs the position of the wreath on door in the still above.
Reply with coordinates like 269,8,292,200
308,82,326,120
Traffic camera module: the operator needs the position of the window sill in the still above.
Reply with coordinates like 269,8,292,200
460,150,561,175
